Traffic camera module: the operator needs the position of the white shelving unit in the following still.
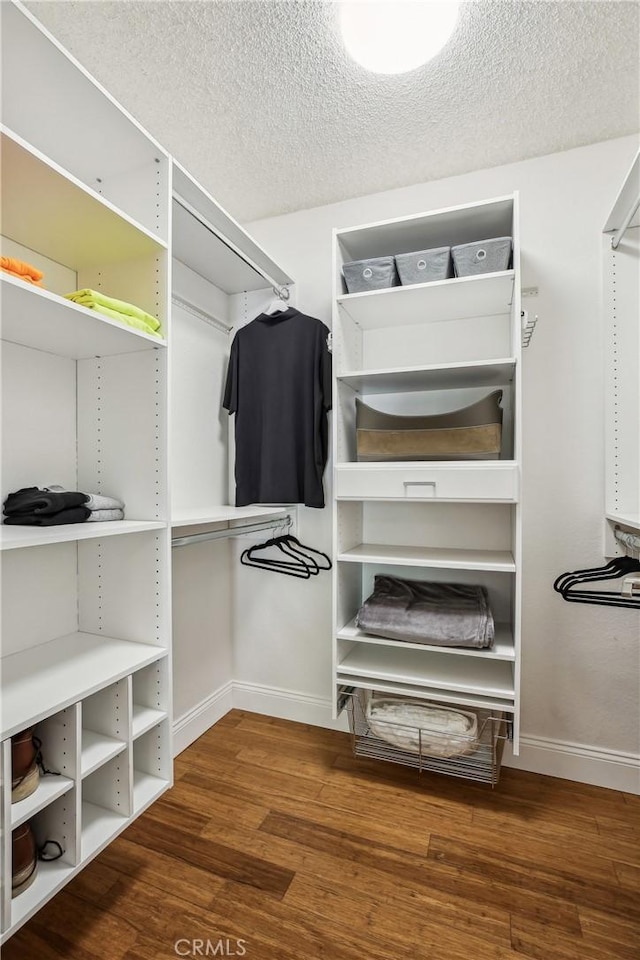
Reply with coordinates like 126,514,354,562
0,2,173,942
1,0,297,939
332,195,522,782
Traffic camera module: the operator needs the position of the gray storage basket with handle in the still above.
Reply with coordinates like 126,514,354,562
452,237,512,277
342,256,398,294
395,246,452,286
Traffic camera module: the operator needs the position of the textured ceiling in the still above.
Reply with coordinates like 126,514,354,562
26,0,640,223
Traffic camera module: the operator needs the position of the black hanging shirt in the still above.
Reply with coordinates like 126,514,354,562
223,308,332,508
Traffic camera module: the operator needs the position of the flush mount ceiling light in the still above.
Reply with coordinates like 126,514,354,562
338,1,460,75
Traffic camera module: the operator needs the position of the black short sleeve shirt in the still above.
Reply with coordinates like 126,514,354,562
223,308,332,508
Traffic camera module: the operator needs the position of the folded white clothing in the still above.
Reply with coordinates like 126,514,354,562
87,509,124,522
85,493,125,511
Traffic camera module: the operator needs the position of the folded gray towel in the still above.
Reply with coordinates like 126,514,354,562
85,493,125,511
86,508,124,522
46,486,125,512
356,576,495,649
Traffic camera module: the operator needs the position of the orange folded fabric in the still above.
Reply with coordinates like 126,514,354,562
1,266,43,287
1,257,44,284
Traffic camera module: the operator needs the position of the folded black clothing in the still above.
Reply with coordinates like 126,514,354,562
3,487,88,516
3,506,91,526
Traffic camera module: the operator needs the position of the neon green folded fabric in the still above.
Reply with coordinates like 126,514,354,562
65,289,161,334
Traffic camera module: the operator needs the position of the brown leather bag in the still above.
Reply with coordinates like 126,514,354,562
356,390,503,461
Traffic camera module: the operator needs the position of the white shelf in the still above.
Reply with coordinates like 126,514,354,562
81,731,127,779
338,542,515,572
133,771,169,814
172,161,292,295
336,196,514,259
0,274,166,359
132,705,167,740
11,775,75,829
337,676,515,714
337,645,515,699
2,633,166,739
81,802,127,859
9,858,75,933
0,519,166,551
337,271,515,330
171,505,288,527
606,512,640,533
337,619,515,661
1,127,167,267
338,358,516,395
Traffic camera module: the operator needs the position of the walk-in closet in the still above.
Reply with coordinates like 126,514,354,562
1,2,639,958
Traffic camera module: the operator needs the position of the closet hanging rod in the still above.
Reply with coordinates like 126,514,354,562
172,514,292,549
172,192,290,294
172,292,233,334
610,194,640,250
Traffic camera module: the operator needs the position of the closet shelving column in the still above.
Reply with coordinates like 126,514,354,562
169,158,294,532
1,0,172,941
332,196,522,783
603,150,640,549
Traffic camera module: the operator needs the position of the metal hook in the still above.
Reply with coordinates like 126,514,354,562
273,285,290,302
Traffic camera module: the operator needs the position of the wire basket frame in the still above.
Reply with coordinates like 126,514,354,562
345,688,511,788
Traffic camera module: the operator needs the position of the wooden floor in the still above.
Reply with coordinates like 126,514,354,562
5,710,640,959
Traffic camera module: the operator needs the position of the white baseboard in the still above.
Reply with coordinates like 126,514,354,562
173,683,639,794
504,735,640,794
173,681,234,756
232,681,348,731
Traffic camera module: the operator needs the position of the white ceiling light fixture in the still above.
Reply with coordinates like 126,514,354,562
338,1,460,75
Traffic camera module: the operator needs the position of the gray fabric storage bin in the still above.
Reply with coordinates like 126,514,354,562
343,256,397,294
395,246,452,286
452,237,512,277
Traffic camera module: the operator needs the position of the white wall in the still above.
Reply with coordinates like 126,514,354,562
245,135,640,764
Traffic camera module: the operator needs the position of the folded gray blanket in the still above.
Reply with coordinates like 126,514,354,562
356,576,495,649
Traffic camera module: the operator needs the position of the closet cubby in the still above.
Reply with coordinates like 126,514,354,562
8,707,78,832
332,196,522,776
81,753,130,860
9,791,79,932
81,682,129,779
1,2,170,241
1,128,169,353
131,660,170,740
132,720,171,815
335,380,516,464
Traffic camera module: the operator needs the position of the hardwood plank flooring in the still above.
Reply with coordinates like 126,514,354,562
4,710,639,959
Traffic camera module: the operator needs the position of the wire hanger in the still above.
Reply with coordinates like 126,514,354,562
263,284,291,316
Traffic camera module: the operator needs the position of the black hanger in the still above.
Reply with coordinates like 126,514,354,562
240,536,312,579
239,531,332,578
280,534,332,571
554,555,640,608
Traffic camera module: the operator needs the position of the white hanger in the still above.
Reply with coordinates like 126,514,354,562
263,285,291,315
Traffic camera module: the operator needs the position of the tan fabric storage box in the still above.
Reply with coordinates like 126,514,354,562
356,390,504,461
